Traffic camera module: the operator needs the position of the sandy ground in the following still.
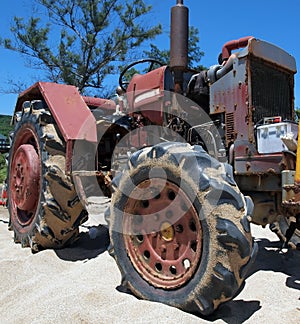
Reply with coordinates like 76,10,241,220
0,202,299,324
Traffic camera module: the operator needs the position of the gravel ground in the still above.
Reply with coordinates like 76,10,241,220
0,204,299,324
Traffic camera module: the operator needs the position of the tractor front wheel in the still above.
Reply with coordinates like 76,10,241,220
8,104,87,252
106,142,257,315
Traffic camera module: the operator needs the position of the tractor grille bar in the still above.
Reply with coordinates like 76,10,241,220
225,112,235,144
250,58,293,123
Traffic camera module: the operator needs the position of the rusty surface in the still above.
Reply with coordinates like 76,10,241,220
234,145,284,175
72,170,112,206
170,1,188,71
127,67,168,125
281,180,300,215
11,145,40,211
211,37,295,178
283,183,300,206
14,82,97,143
221,36,253,62
210,53,250,146
82,96,116,111
123,178,202,289
248,39,297,73
9,124,41,229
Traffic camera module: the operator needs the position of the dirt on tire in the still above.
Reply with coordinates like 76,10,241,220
106,142,257,316
8,103,88,252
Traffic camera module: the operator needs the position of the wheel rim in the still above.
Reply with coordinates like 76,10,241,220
123,178,202,289
9,125,41,226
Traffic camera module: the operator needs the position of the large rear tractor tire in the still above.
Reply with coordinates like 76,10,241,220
106,142,257,316
8,102,88,252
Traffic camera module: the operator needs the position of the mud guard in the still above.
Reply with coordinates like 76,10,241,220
13,82,97,143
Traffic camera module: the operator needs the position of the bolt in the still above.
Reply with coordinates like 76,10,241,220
154,214,160,221
175,224,184,233
173,242,179,250
150,231,158,238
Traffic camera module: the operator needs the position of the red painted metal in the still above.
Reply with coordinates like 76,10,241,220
123,178,202,289
222,36,253,61
9,124,41,228
11,144,40,211
0,186,7,206
211,69,250,145
127,67,166,102
127,67,167,125
235,152,283,174
82,96,116,111
129,128,149,148
15,82,97,143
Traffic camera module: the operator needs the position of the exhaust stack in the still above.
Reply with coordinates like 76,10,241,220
170,0,189,71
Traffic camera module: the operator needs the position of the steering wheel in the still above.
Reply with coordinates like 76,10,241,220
119,58,164,92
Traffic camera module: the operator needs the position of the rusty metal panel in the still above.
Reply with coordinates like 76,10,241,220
235,154,283,174
210,56,250,145
235,173,282,192
248,38,297,73
234,139,283,174
39,82,97,142
170,1,188,70
82,96,116,111
127,66,168,125
15,82,97,143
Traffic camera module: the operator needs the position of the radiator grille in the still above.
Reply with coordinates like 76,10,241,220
250,59,293,123
226,112,235,144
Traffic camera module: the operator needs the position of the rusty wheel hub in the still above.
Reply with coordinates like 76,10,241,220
9,127,41,226
123,178,202,289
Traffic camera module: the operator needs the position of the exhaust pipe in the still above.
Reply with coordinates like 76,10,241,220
170,0,189,71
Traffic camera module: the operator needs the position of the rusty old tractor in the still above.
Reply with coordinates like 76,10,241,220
7,0,299,316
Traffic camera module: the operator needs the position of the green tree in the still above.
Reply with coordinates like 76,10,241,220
143,26,205,70
295,108,300,122
0,154,7,183
1,0,162,94
0,115,13,183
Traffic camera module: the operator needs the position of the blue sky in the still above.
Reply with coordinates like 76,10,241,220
1,0,300,115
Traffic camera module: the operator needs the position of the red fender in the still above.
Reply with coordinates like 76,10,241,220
14,82,97,143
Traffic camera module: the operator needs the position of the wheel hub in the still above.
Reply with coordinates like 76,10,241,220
160,222,174,242
123,178,202,289
11,144,40,213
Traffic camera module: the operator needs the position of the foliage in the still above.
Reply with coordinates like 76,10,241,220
0,154,7,183
295,108,300,122
143,26,205,71
1,0,162,94
0,115,13,183
121,26,206,85
0,115,13,138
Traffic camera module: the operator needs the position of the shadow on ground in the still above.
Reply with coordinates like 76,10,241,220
114,236,299,323
55,225,110,261
0,218,8,225
247,237,300,290
207,237,300,323
53,223,299,322
206,300,261,324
